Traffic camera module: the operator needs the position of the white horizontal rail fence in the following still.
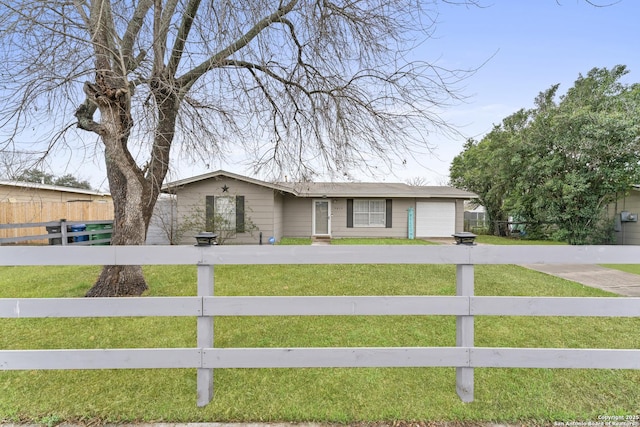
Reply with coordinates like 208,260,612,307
1,245,640,407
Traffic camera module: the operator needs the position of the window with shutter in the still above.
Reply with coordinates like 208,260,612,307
350,199,388,227
205,195,246,233
215,196,236,231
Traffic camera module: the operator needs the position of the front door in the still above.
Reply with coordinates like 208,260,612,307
313,199,331,236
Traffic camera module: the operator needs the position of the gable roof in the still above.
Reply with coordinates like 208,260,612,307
0,180,109,197
163,170,293,193
163,170,477,199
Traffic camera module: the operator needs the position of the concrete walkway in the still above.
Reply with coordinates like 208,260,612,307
424,238,640,297
522,263,640,297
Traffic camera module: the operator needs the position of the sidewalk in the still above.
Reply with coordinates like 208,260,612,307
522,264,640,297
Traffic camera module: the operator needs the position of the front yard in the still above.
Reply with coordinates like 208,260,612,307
0,240,638,424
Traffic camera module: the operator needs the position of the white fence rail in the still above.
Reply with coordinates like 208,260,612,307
1,245,639,407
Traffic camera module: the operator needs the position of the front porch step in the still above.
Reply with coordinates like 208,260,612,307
312,236,331,245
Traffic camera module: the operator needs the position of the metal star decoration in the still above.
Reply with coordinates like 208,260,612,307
221,185,229,192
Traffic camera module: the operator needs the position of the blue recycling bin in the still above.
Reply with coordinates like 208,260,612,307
70,224,89,242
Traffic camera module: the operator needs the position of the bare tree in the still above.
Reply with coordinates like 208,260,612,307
0,0,471,296
0,151,34,180
406,177,430,186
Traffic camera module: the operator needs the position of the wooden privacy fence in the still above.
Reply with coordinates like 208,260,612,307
1,245,639,407
0,201,114,244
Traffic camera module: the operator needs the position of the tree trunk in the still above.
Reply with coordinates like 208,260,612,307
85,134,155,297
487,207,507,237
85,169,154,296
86,265,148,297
82,84,176,297
82,76,150,296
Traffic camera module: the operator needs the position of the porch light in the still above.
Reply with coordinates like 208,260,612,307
452,232,477,246
195,232,218,246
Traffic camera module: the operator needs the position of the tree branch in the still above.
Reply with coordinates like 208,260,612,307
72,0,91,28
176,0,299,87
121,0,153,72
218,59,331,98
75,97,105,135
88,0,117,71
158,0,180,55
166,0,202,78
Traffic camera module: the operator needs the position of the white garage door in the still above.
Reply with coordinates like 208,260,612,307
416,202,456,237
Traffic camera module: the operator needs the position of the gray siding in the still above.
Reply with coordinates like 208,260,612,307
282,197,413,239
455,199,465,233
170,174,470,243
273,192,284,242
331,198,411,239
282,194,311,237
174,177,275,245
146,196,175,245
281,196,465,239
610,190,640,245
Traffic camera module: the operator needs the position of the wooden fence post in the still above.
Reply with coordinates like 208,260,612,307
456,263,474,402
60,219,68,246
197,262,214,406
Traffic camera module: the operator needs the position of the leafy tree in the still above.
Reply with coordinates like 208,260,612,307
450,109,530,235
53,174,93,190
511,66,640,244
450,138,504,235
452,66,640,244
13,169,55,185
11,169,93,190
0,0,471,296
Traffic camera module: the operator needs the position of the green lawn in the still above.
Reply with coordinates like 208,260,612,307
282,236,561,246
474,235,566,245
279,237,435,245
470,237,640,277
602,264,640,275
0,249,638,424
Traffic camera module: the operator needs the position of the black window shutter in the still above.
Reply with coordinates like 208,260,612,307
205,196,215,232
385,199,392,228
347,199,353,228
236,196,245,233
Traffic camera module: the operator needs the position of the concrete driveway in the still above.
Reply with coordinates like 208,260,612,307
522,264,640,297
425,238,640,297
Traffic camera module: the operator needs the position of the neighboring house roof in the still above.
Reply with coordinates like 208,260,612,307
0,180,109,197
163,170,477,199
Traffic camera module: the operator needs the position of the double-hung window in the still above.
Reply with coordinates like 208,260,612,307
214,196,236,231
205,195,245,233
353,199,387,227
347,198,392,228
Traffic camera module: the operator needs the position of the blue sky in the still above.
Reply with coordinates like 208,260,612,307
399,0,640,184
45,0,640,189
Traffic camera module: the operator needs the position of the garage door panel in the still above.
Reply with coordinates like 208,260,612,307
416,202,455,237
